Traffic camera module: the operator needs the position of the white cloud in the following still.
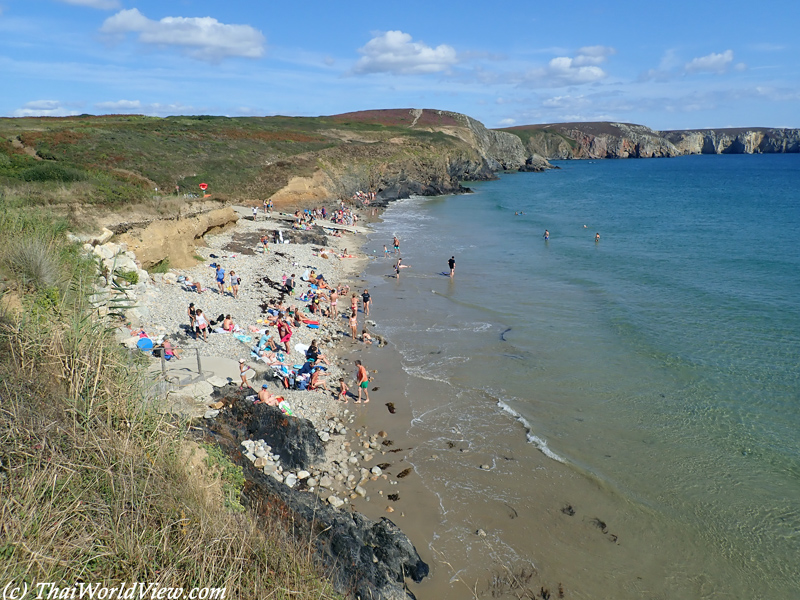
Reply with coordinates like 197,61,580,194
572,45,616,66
685,50,734,74
100,8,265,62
497,118,516,126
734,62,747,72
353,30,457,75
522,47,614,87
13,100,80,117
95,99,142,111
57,0,121,9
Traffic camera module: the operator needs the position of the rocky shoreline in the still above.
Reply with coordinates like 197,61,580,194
87,206,429,599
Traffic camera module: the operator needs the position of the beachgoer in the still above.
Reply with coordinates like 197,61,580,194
384,244,390,257
543,229,550,241
361,329,372,345
222,314,235,332
162,339,182,360
284,274,295,296
195,309,208,342
309,367,329,392
188,302,196,330
337,379,348,403
277,318,292,353
394,258,410,279
215,265,225,294
329,288,338,316
252,206,258,221
267,199,273,214
354,360,370,403
361,289,371,316
595,232,600,242
349,310,358,340
305,339,330,365
230,271,240,299
238,358,252,388
260,235,269,253
350,293,358,314
393,236,400,254
257,384,280,406
448,256,456,278
187,277,204,293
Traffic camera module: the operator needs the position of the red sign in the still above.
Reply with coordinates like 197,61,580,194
199,183,208,190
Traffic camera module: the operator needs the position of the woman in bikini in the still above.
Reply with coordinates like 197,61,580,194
222,315,235,332
349,310,358,340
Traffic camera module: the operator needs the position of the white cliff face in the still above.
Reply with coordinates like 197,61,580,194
665,129,800,155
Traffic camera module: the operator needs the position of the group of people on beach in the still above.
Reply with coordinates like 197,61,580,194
542,228,601,242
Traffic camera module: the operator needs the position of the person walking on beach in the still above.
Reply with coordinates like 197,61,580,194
361,288,371,316
543,229,550,241
230,271,240,299
350,293,358,315
448,256,456,278
188,302,196,331
215,264,226,294
252,206,258,221
195,309,208,342
384,244,391,257
393,236,400,254
238,358,252,389
337,379,349,403
354,360,370,404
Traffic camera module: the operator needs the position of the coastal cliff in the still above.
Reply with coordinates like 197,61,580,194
500,122,800,159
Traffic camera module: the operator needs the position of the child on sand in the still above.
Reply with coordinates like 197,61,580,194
361,329,372,344
337,378,349,403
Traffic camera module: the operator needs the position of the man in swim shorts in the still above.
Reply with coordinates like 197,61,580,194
393,236,400,254
448,256,456,278
354,359,370,403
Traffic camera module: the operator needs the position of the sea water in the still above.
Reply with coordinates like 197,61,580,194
362,154,800,598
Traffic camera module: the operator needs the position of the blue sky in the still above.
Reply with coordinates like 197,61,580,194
2,0,798,130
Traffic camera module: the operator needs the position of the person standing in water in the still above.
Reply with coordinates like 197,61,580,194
393,236,400,254
595,232,601,242
448,256,456,278
543,229,550,241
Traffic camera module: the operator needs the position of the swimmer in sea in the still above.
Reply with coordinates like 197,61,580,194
595,232,600,242
543,229,550,241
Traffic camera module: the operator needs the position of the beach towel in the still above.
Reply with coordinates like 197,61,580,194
233,333,252,343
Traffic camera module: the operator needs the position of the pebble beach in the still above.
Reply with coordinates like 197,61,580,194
111,207,406,507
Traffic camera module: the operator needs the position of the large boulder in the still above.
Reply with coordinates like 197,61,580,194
207,393,429,600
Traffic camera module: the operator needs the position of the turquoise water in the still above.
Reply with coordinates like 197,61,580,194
364,154,800,597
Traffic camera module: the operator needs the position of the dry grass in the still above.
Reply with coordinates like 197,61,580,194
0,225,341,598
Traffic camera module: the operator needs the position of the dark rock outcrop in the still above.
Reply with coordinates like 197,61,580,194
206,392,429,599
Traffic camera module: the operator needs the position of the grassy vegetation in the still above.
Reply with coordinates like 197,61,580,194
0,205,341,598
0,113,473,212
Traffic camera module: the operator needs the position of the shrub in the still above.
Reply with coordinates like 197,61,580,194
114,269,139,286
20,162,87,182
0,236,62,290
149,259,170,274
